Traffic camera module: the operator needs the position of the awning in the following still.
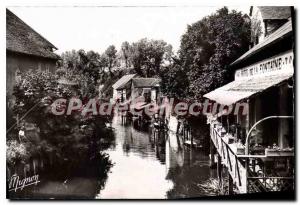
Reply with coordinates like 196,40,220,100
204,73,293,105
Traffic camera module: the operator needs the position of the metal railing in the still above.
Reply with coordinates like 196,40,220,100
210,122,294,193
210,125,247,193
245,116,294,155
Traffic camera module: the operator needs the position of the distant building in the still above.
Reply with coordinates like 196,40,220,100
130,78,161,104
6,9,60,96
112,74,161,103
112,74,137,101
112,75,161,112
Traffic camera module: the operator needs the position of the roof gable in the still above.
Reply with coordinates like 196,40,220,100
6,9,59,59
132,78,160,88
231,19,292,66
258,6,291,20
112,74,136,90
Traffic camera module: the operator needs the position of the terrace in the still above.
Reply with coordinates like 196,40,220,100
208,115,294,193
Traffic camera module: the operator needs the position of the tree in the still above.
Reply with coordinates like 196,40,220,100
60,49,79,69
11,68,113,174
129,38,173,77
104,45,118,75
120,41,131,68
160,62,189,99
177,7,250,100
61,50,102,81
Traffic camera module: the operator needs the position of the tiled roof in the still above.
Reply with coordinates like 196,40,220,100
132,78,160,88
112,74,136,90
204,73,293,105
6,9,59,60
258,6,291,20
231,19,292,66
57,78,78,86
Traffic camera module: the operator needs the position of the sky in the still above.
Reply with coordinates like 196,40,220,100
9,6,249,55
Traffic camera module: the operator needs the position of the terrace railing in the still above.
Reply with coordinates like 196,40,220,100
209,120,294,194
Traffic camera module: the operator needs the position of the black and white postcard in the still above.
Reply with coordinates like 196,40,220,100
4,1,296,200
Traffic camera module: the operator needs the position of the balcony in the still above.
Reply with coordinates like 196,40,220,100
208,118,294,193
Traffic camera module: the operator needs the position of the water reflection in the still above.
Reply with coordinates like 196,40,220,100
97,114,217,199
97,115,172,199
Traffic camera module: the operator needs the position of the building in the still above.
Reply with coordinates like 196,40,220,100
250,6,291,46
130,78,161,104
6,9,60,96
112,75,160,104
112,74,137,101
112,74,161,124
204,7,294,194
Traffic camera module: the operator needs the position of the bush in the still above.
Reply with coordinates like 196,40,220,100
6,140,28,165
10,68,114,169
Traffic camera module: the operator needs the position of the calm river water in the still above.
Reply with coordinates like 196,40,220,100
97,114,217,199
10,114,217,199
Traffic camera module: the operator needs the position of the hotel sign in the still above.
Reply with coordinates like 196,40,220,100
235,50,294,80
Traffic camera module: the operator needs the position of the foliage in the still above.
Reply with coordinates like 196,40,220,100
60,39,173,99
60,49,105,82
160,62,189,99
12,69,59,118
60,47,129,99
120,41,131,68
11,68,113,168
6,140,28,165
99,69,128,99
104,45,118,75
129,38,173,77
164,7,250,100
60,49,105,98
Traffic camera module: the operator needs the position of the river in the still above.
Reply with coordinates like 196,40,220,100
9,114,217,199
97,114,217,199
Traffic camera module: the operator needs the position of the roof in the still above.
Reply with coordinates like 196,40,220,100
132,78,160,88
203,72,293,106
57,78,78,86
112,74,136,90
258,6,291,20
231,19,293,66
6,9,59,60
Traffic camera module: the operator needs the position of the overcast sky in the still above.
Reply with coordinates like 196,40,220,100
8,6,250,54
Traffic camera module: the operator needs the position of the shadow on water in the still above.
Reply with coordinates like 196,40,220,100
96,113,218,199
9,113,218,199
8,118,115,199
9,152,113,199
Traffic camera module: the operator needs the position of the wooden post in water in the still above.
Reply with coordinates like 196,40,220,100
139,117,141,128
217,154,223,190
190,127,193,148
186,126,189,141
183,126,185,141
210,139,216,168
23,164,27,178
228,173,234,195
33,159,36,175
